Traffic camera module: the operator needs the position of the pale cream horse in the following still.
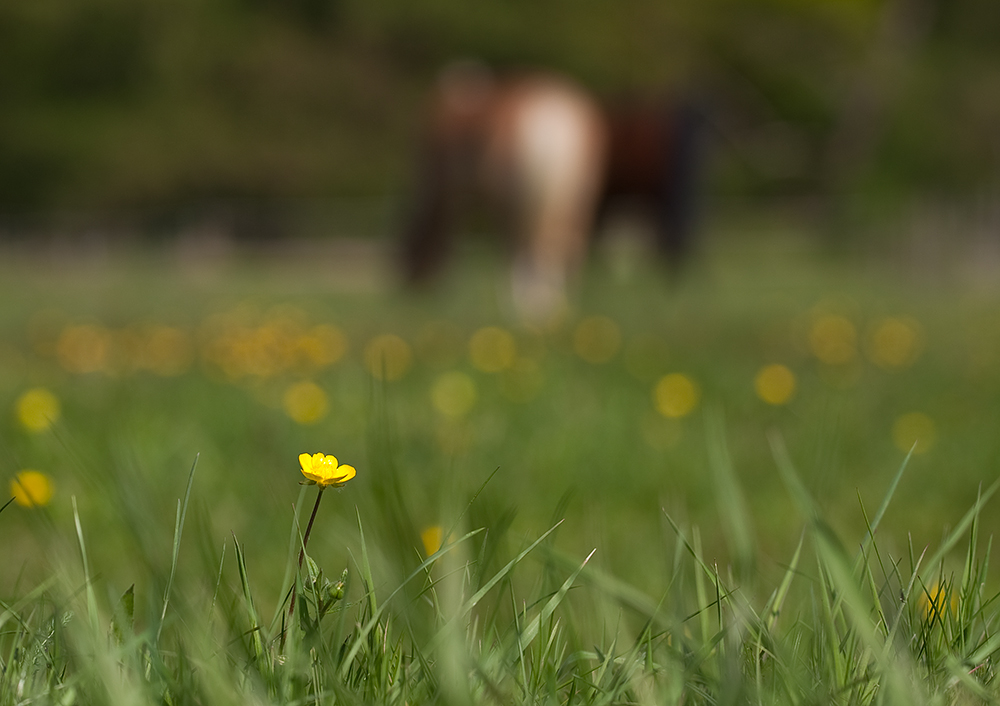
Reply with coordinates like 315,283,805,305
401,63,607,322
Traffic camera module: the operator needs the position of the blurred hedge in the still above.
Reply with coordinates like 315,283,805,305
0,0,997,217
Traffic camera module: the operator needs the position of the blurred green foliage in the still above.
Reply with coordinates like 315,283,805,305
0,0,998,214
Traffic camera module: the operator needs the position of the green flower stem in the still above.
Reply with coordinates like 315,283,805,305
286,487,325,635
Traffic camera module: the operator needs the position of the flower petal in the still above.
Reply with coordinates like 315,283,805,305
334,465,356,483
302,468,325,483
299,453,314,472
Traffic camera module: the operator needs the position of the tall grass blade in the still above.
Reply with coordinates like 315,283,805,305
923,478,1000,574
71,495,99,633
859,446,912,556
340,524,487,676
705,408,755,574
232,532,266,669
765,531,804,633
157,453,199,644
517,549,595,648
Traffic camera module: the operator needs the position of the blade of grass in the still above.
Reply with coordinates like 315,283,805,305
705,408,754,574
232,532,266,670
340,524,488,677
923,478,1000,575
157,454,199,644
71,495,99,633
517,549,596,648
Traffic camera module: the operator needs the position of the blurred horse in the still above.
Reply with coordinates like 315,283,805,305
599,98,703,269
401,63,702,320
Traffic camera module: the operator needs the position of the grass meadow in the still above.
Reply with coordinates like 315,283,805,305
3,226,1000,704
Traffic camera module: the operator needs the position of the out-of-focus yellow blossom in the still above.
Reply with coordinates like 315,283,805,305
499,358,544,403
867,317,923,370
56,324,111,373
363,334,413,381
15,388,61,432
573,315,621,364
283,381,328,424
299,453,356,488
469,326,516,373
431,372,477,418
199,309,333,380
809,315,857,365
654,373,700,419
754,364,797,405
297,324,347,370
10,470,54,508
920,582,957,620
892,412,935,454
421,526,444,556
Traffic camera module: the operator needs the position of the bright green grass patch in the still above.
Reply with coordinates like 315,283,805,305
2,233,1000,702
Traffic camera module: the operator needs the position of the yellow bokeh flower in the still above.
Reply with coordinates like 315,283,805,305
15,388,61,432
573,315,621,364
469,326,516,373
920,582,958,620
363,334,413,381
653,373,700,419
10,470,54,508
56,324,111,374
809,314,857,366
754,364,797,406
297,324,348,370
283,381,328,424
431,372,477,418
421,525,444,556
892,412,936,454
867,317,923,370
299,452,356,488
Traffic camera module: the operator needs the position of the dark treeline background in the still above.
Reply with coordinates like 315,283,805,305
2,0,998,232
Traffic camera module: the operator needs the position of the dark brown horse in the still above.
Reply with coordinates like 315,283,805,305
401,64,702,320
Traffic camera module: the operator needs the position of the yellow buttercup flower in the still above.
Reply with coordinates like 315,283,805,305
431,372,477,418
920,582,958,620
284,381,329,424
421,526,444,556
809,314,857,365
867,317,923,370
754,364,796,405
892,412,935,454
363,334,413,381
653,373,700,419
299,452,356,488
15,388,61,432
10,470,54,508
56,324,111,374
469,326,516,373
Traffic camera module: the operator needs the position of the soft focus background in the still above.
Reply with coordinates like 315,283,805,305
3,0,1000,608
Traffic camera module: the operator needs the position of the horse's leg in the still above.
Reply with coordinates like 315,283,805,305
656,103,703,269
507,87,606,322
400,136,457,284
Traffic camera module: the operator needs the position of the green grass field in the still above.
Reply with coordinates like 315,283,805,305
3,228,1000,704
